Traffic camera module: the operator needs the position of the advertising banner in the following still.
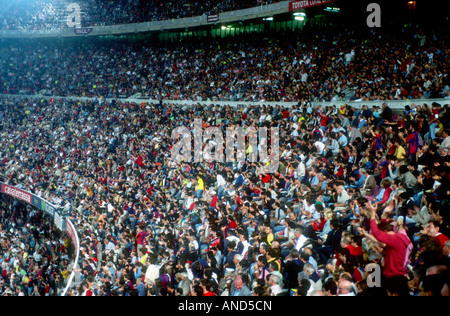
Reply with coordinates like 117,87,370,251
207,14,219,23
1,183,32,204
74,27,93,35
289,0,336,11
32,195,43,210
43,201,56,217
2,182,58,218
54,211,66,231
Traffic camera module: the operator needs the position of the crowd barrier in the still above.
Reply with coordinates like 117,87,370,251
1,93,448,111
0,182,80,296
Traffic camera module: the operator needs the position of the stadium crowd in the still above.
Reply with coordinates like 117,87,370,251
0,89,449,296
0,0,274,30
1,24,449,103
0,193,73,296
0,3,449,296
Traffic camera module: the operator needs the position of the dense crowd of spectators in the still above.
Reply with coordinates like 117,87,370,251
0,0,273,30
0,91,449,296
0,193,73,296
1,24,449,103
0,6,449,296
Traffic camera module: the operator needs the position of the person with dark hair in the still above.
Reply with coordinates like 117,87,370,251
398,164,417,189
191,284,204,297
377,103,393,127
252,285,266,296
322,278,338,296
384,275,410,296
419,265,449,296
360,169,377,197
441,267,450,296
317,219,343,265
296,279,312,296
427,221,449,251
338,247,358,275
366,201,412,279
200,279,215,296
223,241,238,275
283,249,304,293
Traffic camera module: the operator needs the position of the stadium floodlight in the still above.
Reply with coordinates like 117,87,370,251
407,1,416,10
263,17,273,21
294,16,305,21
293,12,306,17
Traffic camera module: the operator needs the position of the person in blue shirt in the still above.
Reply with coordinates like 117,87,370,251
338,131,348,147
308,167,320,188
358,114,368,129
235,173,244,188
135,278,146,296
230,275,252,296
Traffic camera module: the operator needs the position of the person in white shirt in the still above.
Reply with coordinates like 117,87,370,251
297,160,306,181
144,255,161,286
268,274,283,296
217,173,227,200
439,129,449,153
281,148,292,159
294,228,308,252
185,195,194,210
314,141,325,155
188,235,199,252
33,250,43,263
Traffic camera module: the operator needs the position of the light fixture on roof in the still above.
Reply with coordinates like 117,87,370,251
324,7,340,12
407,1,416,10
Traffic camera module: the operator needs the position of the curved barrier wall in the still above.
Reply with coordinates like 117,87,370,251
0,182,80,296
1,93,448,110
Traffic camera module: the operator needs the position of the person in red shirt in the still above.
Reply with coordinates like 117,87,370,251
261,173,271,185
210,194,218,209
136,227,149,252
134,154,144,167
81,283,94,296
365,201,413,279
428,221,449,251
227,215,238,230
319,111,329,128
201,279,216,296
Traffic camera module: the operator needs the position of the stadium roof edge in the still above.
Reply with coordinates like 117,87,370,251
0,1,290,39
